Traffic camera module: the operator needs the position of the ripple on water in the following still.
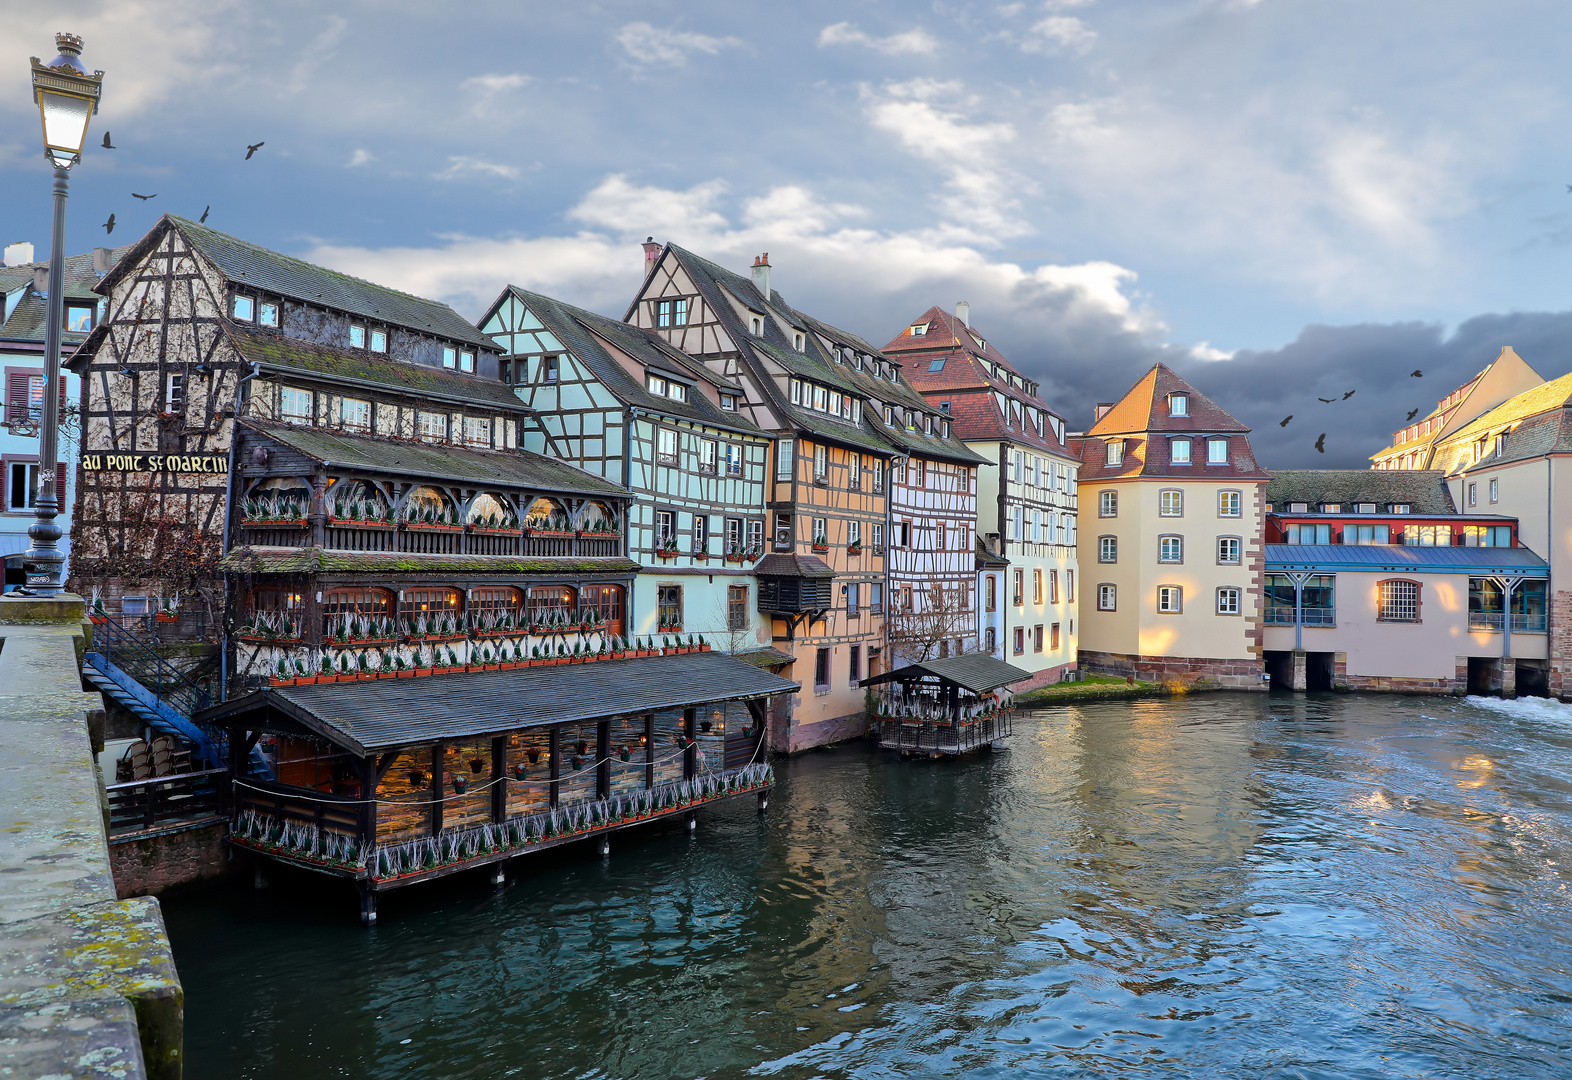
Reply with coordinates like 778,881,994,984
167,694,1572,1079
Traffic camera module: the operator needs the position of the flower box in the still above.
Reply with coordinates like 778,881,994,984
395,668,415,678
810,543,830,553
327,517,396,530
404,522,463,532
244,518,308,529
236,634,303,645
846,545,863,557
415,667,433,677
468,526,521,536
156,612,179,623
525,529,576,539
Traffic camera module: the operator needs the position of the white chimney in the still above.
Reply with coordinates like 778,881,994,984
4,241,34,267
956,300,970,326
641,236,661,278
93,246,113,275
751,253,771,302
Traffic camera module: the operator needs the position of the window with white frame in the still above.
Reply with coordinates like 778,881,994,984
694,514,709,554
725,443,743,476
340,397,370,430
459,351,475,373
370,329,388,353
1216,587,1241,615
280,386,311,422
1208,438,1228,464
443,347,457,369
1168,393,1188,416
699,438,717,473
1378,580,1419,622
233,296,254,321
776,439,794,480
657,428,678,465
1160,489,1183,516
417,411,448,442
349,325,366,349
1099,490,1117,517
1218,490,1242,517
461,416,490,448
1159,535,1183,563
656,510,676,546
747,518,763,550
1106,441,1124,466
1217,536,1241,564
260,301,279,327
872,523,883,551
1097,583,1116,611
1157,585,1183,613
813,445,828,483
1171,438,1192,465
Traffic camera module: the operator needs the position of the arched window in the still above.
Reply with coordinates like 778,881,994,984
403,486,456,527
243,478,311,523
527,586,576,625
580,500,621,536
400,588,462,637
523,496,570,533
467,493,516,530
326,480,391,524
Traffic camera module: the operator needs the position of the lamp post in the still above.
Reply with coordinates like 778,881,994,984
13,34,102,597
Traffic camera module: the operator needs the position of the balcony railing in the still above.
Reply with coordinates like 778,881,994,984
1471,611,1548,632
1264,606,1335,626
237,521,623,559
1468,611,1504,631
1512,613,1548,633
105,767,227,836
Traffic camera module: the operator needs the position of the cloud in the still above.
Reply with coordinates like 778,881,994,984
818,23,939,56
346,148,375,168
461,73,531,93
434,155,521,181
1021,15,1097,54
615,22,742,67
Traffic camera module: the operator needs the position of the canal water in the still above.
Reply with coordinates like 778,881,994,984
164,693,1572,1078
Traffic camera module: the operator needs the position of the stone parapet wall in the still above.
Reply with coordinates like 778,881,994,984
110,820,231,899
1343,673,1464,695
1079,649,1267,690
784,710,868,753
1011,661,1078,693
1551,589,1572,699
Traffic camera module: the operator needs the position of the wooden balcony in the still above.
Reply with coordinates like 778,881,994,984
236,520,624,559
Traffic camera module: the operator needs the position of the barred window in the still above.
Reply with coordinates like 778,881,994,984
1379,580,1420,622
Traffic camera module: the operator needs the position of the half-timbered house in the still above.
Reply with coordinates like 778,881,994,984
627,246,898,750
885,303,1082,688
477,286,772,651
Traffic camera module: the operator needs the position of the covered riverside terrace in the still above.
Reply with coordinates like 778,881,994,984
861,654,1029,758
196,651,798,921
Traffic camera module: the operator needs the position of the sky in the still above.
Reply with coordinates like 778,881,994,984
4,0,1572,467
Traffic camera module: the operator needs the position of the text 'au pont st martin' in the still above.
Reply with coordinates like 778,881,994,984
80,453,230,473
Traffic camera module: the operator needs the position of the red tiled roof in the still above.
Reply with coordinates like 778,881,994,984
1086,363,1251,437
1075,365,1268,480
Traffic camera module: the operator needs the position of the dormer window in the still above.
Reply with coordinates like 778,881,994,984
1105,440,1124,466
751,317,763,335
260,301,279,327
971,332,986,351
1355,503,1377,514
939,401,951,413
233,296,254,321
350,325,366,349
1390,503,1411,514
1171,438,1192,465
369,329,387,353
460,351,475,373
1207,437,1228,464
1320,503,1340,513
1288,502,1309,513
720,393,737,411
443,347,456,369
66,304,94,332
1168,393,1188,416
910,323,928,336
793,332,805,351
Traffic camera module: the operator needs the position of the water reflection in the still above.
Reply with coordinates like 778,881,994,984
167,694,1572,1078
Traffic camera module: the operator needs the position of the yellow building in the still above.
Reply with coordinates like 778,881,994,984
1071,364,1270,687
1371,347,1543,470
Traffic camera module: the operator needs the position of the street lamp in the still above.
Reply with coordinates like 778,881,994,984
13,34,103,598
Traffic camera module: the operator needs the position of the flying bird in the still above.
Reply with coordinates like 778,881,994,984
1318,396,1335,403
1279,415,1293,427
102,213,114,234
200,205,210,224
1406,408,1420,422
1314,433,1326,454
101,131,114,149
131,192,156,200
1342,389,1356,400
245,141,264,160
1410,369,1423,377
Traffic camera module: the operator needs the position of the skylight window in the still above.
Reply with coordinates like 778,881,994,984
928,358,945,372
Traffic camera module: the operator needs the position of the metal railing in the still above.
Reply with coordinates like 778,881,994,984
1468,611,1505,631
92,614,212,717
876,713,1013,755
105,767,227,835
1264,606,1336,626
1512,613,1547,633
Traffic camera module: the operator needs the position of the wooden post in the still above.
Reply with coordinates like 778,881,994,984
644,713,655,789
596,719,611,801
430,742,445,836
683,708,697,780
548,727,561,808
490,735,507,823
359,756,376,850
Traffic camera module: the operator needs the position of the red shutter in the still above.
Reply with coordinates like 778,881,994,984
59,373,68,411
5,372,28,427
55,463,68,505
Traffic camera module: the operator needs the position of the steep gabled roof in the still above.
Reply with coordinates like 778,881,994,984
1086,363,1250,437
98,215,492,348
882,304,1028,382
1442,371,1572,446
1264,470,1456,513
498,287,761,438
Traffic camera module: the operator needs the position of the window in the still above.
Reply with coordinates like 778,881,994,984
910,323,928,336
1157,585,1183,613
260,301,279,327
1346,524,1390,545
871,582,884,613
1012,569,1024,606
813,385,828,412
443,347,457,369
369,329,387,353
1217,490,1241,517
280,387,311,422
751,317,763,336
1489,478,1499,503
698,439,717,473
165,372,186,411
1217,536,1240,564
725,517,743,553
1467,482,1477,507
233,296,254,321
1049,570,1060,604
721,393,737,411
748,519,764,551
658,584,683,630
1171,438,1192,465
1159,535,1183,563
728,584,748,631
694,514,709,555
828,390,843,417
811,517,828,547
1288,502,1308,513
7,461,38,511
656,298,688,327
1216,587,1241,615
872,523,884,551
814,647,830,691
350,324,366,348
1462,525,1513,547
1159,489,1183,517
1285,523,1331,545
1403,525,1452,547
657,428,678,465
912,459,926,487
725,443,743,476
1066,570,1074,603
339,397,370,430
849,644,862,684
461,416,491,448
985,627,996,653
848,521,862,548
1378,580,1420,622
669,382,688,403
1033,625,1044,653
847,582,861,616
871,460,885,493
794,332,805,351
460,352,475,373
774,512,793,550
1033,569,1044,604
1097,583,1116,611
1320,503,1341,514
1099,490,1118,517
777,439,794,480
1106,441,1124,466
1169,393,1188,416
927,358,945,372
66,305,94,332
1208,438,1228,465
813,445,828,483
655,510,676,547
1013,627,1025,655
1354,502,1377,514
1051,623,1061,650
986,575,997,612
417,411,448,442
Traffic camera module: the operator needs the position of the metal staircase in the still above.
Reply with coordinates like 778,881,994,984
83,616,269,775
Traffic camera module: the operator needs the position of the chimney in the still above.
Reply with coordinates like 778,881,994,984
642,236,660,277
33,267,49,296
751,253,771,302
956,300,970,326
1095,403,1114,422
3,241,34,267
93,246,113,276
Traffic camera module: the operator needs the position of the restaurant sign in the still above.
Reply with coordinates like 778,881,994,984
81,452,229,474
